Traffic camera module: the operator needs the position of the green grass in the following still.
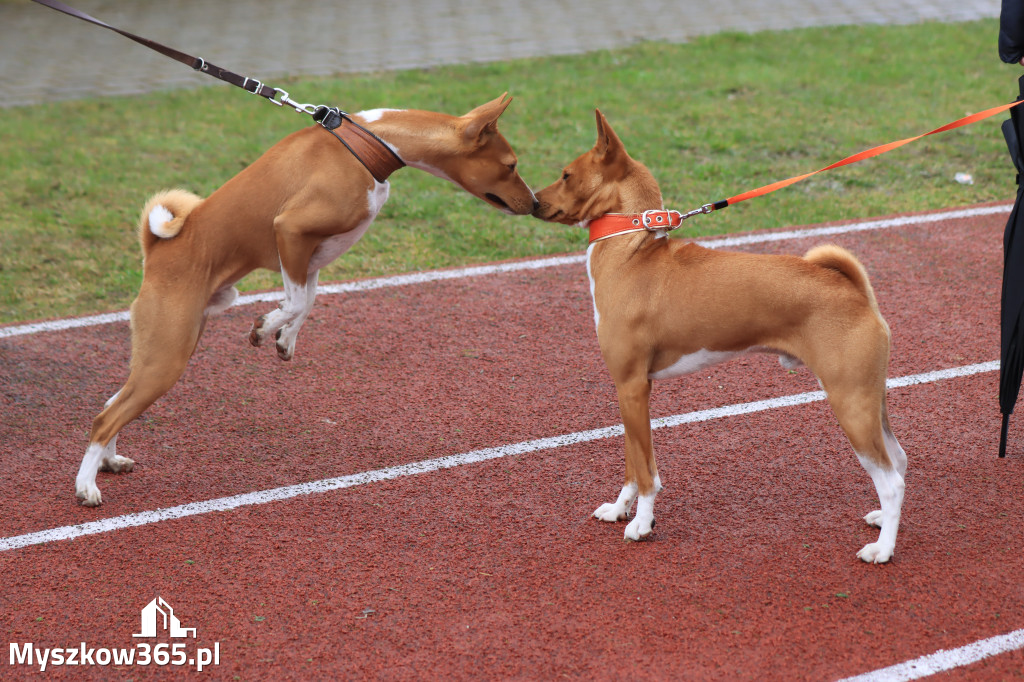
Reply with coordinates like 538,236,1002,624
0,18,1017,323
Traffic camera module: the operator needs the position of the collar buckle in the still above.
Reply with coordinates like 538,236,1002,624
641,209,683,232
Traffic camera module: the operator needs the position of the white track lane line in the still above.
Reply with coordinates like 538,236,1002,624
0,360,997,552
836,628,1024,681
0,204,1010,340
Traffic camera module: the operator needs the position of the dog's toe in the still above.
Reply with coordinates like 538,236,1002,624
856,542,893,564
99,455,135,474
594,502,627,522
863,509,884,528
75,485,102,507
624,516,654,541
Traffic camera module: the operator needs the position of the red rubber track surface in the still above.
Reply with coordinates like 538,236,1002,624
2,204,1023,680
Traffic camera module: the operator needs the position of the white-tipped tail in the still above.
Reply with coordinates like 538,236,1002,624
148,204,175,238
138,189,202,242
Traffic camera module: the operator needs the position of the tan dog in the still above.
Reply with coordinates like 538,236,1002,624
75,94,537,507
532,110,906,563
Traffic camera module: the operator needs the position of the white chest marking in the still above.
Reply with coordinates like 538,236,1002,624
648,349,743,380
309,182,390,271
586,243,600,332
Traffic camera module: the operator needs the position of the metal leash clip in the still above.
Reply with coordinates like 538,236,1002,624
274,89,320,115
678,204,715,221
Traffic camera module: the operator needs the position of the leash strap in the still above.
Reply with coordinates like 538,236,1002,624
30,0,283,103
700,98,1024,214
594,100,1024,241
31,0,408,182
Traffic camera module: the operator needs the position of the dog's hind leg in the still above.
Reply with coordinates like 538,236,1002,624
854,445,904,564
863,403,907,529
824,379,905,564
75,286,206,506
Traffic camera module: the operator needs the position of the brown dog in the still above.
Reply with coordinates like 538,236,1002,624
75,94,538,507
532,110,906,563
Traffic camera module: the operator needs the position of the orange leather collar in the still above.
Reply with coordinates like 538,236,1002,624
588,210,684,244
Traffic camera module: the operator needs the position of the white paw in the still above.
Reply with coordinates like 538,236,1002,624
856,542,893,564
863,509,883,528
594,502,628,522
624,516,654,541
99,455,135,474
75,483,102,507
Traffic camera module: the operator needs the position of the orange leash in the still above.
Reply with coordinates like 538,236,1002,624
686,98,1024,219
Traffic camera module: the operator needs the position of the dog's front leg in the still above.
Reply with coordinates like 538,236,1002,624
594,481,638,523
596,375,662,540
250,266,319,362
274,270,319,361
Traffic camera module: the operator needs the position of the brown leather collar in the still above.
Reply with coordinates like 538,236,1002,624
331,119,406,183
588,210,684,244
314,107,406,183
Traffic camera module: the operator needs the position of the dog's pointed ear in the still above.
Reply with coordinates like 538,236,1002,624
462,93,512,141
593,109,625,164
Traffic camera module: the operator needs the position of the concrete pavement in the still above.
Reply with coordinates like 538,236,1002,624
0,0,1000,108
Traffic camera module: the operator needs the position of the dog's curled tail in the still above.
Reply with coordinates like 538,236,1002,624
138,189,203,245
804,244,880,313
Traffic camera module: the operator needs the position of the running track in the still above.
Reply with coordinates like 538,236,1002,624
2,204,1023,680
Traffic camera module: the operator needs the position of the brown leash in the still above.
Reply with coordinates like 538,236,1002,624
29,0,406,183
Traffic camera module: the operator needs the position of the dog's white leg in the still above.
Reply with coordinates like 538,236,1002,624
92,391,135,474
884,427,907,478
97,434,134,473
594,481,638,522
856,454,904,564
604,374,658,538
274,271,319,361
623,474,661,541
77,390,138,506
75,441,111,506
864,411,905,522
250,267,314,359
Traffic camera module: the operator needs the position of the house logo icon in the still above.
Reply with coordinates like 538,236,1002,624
133,597,197,639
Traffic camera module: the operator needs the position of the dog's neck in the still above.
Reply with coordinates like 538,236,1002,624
586,163,666,243
352,109,471,181
600,161,664,215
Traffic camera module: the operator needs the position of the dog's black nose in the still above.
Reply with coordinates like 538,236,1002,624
532,198,541,213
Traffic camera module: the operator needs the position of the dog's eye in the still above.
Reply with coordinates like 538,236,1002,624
561,171,571,181
507,162,517,171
